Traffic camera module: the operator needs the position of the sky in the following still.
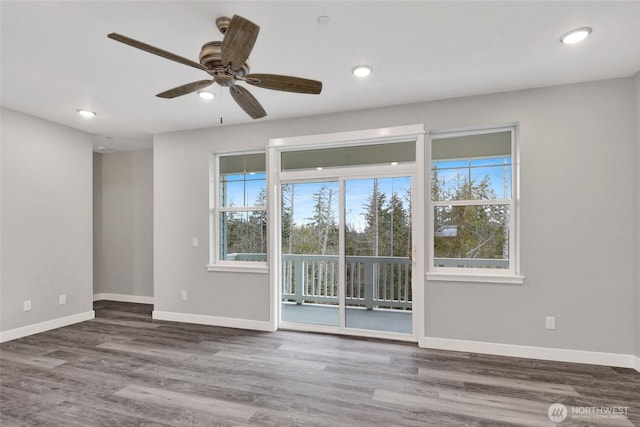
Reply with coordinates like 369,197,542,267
432,157,511,200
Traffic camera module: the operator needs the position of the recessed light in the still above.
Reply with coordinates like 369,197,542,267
352,65,372,78
97,146,106,151
316,167,324,171
317,15,330,25
77,109,96,118
198,90,215,100
560,27,592,44
390,161,399,166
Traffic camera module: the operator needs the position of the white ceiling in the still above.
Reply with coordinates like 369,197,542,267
2,1,639,151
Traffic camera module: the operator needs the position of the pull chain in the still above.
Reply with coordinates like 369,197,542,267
219,85,224,125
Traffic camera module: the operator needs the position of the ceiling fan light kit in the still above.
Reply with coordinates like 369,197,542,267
108,15,322,120
197,90,215,100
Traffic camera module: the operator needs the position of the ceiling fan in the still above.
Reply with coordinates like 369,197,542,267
108,15,322,120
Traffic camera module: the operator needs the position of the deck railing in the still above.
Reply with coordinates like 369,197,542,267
282,254,412,310
228,253,508,310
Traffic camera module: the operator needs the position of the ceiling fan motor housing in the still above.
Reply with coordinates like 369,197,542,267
200,41,249,79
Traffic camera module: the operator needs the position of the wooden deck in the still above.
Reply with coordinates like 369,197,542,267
282,302,412,334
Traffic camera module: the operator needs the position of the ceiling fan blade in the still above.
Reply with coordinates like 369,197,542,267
221,15,259,71
156,80,214,99
229,85,266,119
108,33,208,72
245,73,322,94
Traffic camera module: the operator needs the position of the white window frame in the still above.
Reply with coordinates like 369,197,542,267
208,150,268,274
426,125,524,284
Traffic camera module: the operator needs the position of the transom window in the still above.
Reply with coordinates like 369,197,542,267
280,141,416,171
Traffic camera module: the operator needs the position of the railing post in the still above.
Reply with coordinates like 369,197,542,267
294,257,304,304
363,259,375,310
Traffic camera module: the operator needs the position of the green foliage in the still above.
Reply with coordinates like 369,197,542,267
283,184,339,256
283,180,411,259
432,171,508,262
347,179,411,258
223,187,267,257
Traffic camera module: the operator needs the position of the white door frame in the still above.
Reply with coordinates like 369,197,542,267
267,125,425,342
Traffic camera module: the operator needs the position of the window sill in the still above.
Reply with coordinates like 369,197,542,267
426,272,524,285
207,264,269,274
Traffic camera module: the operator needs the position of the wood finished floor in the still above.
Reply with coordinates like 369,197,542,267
1,301,639,426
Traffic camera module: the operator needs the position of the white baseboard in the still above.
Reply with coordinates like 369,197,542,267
93,293,154,305
420,337,640,373
0,310,95,343
152,310,275,332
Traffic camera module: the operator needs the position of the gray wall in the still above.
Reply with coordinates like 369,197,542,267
0,108,93,332
93,153,103,297
635,71,640,359
153,140,269,320
94,150,153,298
426,80,635,355
154,77,636,355
0,110,3,321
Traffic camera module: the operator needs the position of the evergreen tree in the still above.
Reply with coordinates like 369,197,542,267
387,192,409,257
433,174,507,262
363,179,387,256
281,184,294,254
307,184,338,255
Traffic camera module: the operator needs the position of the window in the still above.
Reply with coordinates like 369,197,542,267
209,152,267,272
428,127,522,283
280,141,416,171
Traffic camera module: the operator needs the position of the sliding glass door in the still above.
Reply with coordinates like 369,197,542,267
280,175,413,335
270,127,424,339
280,181,340,327
344,177,412,334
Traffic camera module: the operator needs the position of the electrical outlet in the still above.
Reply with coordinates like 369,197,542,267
23,300,32,311
181,291,187,301
192,237,198,247
546,316,556,330
59,294,67,305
